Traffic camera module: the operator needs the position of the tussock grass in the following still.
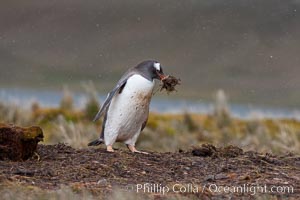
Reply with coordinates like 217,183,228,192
0,89,299,154
81,81,100,120
0,102,32,126
60,85,74,111
50,115,98,148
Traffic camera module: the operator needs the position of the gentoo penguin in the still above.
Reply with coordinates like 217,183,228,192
88,60,167,154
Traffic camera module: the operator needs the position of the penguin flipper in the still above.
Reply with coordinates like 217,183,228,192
93,79,128,122
141,116,149,131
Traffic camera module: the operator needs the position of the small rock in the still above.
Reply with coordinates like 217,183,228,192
204,175,215,181
215,173,228,180
192,144,216,157
97,179,107,185
239,175,251,180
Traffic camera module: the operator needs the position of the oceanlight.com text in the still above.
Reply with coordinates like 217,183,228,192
126,183,294,196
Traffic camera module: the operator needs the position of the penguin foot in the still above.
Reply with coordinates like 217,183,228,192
127,145,149,154
106,146,114,152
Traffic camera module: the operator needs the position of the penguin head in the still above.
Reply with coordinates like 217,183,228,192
135,60,166,81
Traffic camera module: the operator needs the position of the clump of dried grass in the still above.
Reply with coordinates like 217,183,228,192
159,75,181,93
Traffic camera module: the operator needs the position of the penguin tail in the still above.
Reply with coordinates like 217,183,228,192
88,138,104,146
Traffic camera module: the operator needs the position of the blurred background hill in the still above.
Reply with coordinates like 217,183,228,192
1,0,300,107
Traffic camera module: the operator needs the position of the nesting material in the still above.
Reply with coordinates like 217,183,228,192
159,75,181,93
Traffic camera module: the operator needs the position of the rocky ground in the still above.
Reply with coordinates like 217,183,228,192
0,144,299,199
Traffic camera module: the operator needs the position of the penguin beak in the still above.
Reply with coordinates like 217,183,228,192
157,71,167,80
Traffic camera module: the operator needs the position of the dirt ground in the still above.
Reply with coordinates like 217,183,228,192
0,144,299,199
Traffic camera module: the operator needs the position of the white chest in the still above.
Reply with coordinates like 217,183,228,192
125,74,155,95
104,74,155,143
112,74,155,112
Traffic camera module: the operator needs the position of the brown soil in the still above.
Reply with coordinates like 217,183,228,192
0,144,299,199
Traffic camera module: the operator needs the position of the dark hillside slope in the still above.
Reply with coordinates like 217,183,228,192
1,1,300,106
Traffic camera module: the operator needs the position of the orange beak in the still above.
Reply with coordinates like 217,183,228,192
157,72,167,80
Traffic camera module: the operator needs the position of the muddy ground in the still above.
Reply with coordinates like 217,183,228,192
0,144,299,199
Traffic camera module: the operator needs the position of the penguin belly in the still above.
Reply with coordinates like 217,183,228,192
104,74,155,145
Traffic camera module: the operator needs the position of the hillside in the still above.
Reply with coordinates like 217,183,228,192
1,0,300,106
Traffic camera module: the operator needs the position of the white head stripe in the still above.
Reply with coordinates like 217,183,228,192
154,62,161,71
